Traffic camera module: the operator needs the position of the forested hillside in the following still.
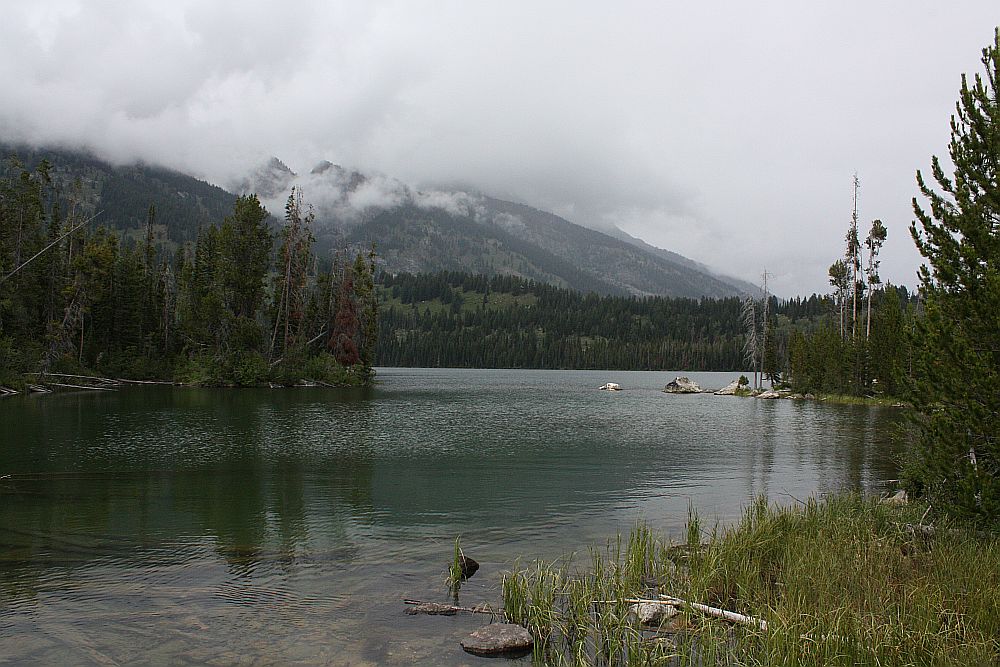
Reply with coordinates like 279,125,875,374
1,142,236,246
375,271,881,372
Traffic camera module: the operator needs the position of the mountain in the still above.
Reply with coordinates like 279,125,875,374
1,143,753,298
605,226,764,296
239,157,754,298
1,142,236,247
341,196,746,298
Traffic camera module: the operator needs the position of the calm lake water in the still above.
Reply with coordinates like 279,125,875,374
0,368,904,665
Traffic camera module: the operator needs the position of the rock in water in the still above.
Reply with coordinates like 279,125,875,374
714,379,741,395
663,377,702,393
461,624,534,656
599,382,622,391
459,554,480,579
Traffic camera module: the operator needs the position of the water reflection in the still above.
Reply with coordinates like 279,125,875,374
0,369,905,665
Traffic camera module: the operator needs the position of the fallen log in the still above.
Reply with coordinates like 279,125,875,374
114,378,176,385
26,372,120,386
594,596,767,632
659,595,768,632
49,383,116,392
403,598,498,616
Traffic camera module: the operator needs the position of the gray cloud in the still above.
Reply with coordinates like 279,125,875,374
1,1,996,294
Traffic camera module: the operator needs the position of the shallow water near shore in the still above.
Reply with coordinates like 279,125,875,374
0,368,904,665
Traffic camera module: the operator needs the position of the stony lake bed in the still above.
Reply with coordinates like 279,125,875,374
0,368,905,665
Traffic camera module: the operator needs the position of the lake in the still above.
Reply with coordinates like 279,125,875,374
0,368,904,665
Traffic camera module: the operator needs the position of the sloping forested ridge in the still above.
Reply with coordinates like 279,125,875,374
376,270,917,379
0,142,237,246
0,157,376,387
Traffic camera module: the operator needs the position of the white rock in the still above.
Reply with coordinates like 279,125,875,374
663,377,703,394
630,602,679,626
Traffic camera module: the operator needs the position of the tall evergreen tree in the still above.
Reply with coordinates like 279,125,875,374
907,28,1000,525
864,219,888,340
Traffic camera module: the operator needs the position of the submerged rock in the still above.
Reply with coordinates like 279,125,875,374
461,623,534,656
406,602,458,616
599,382,622,391
663,377,702,394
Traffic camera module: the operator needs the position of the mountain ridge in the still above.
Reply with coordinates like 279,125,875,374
2,142,755,298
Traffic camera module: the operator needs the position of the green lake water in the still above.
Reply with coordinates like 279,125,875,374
0,368,905,665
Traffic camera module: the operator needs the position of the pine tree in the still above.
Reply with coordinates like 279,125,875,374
907,28,1000,525
270,188,314,358
864,219,888,340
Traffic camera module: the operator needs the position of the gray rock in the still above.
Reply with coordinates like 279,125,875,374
461,623,534,656
756,390,781,399
804,393,816,400
630,602,679,626
663,377,703,394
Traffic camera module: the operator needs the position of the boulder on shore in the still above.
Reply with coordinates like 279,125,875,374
881,489,908,506
756,390,781,399
663,377,702,394
461,623,534,656
630,602,679,626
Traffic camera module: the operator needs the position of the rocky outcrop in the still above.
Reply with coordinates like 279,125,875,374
461,624,534,656
663,377,702,394
756,390,781,399
715,379,749,395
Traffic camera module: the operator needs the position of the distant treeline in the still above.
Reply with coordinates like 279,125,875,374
375,271,904,375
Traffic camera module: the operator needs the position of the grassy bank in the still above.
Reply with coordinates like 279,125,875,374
500,495,999,665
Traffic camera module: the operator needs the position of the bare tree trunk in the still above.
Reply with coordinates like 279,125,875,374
850,175,860,339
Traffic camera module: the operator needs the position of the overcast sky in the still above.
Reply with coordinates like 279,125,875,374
2,2,997,295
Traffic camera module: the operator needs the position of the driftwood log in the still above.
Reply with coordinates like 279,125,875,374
594,595,767,632
403,599,498,616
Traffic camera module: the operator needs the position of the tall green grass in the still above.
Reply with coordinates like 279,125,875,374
500,494,1000,665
